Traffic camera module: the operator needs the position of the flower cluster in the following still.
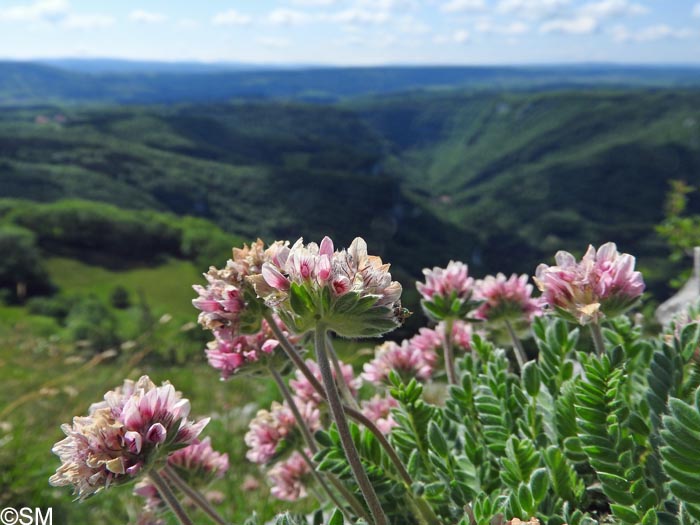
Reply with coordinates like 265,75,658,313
360,395,399,435
50,376,209,499
205,316,297,380
534,242,645,324
362,341,435,384
244,401,320,465
474,273,542,324
417,261,476,320
253,236,403,337
267,450,312,501
290,358,362,405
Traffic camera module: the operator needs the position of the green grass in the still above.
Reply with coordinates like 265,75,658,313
48,256,204,320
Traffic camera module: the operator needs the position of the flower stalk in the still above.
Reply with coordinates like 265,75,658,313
590,322,606,355
504,319,527,371
149,469,194,525
315,323,388,525
162,465,230,525
442,317,458,385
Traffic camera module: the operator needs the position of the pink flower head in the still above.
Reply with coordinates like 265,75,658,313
361,395,399,435
254,236,403,337
50,376,209,499
192,269,246,332
474,273,542,324
267,450,311,502
362,341,434,385
408,321,473,359
443,320,474,352
417,261,474,302
244,400,320,465
168,437,229,478
205,315,297,380
290,358,362,405
535,242,645,325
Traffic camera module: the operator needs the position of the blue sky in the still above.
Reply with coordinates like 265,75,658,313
0,0,699,65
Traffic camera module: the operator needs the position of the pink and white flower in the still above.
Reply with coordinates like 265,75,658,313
251,236,403,337
474,273,542,323
267,450,312,501
361,395,399,435
362,341,434,385
289,358,362,405
534,242,645,324
205,316,297,380
50,376,209,499
417,261,474,302
244,400,320,465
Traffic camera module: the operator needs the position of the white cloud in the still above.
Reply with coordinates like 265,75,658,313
289,0,337,5
540,15,597,34
453,29,470,42
62,13,114,29
396,15,431,34
212,9,252,26
129,9,166,24
0,0,68,22
611,23,694,42
693,3,700,17
356,0,417,9
257,36,290,48
579,0,648,19
476,19,529,34
441,0,485,13
498,0,569,20
327,8,390,24
434,29,470,43
268,8,312,25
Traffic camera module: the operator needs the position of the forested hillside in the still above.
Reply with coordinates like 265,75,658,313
2,88,699,300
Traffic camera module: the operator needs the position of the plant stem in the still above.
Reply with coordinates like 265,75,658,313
296,447,357,523
264,311,413,486
327,335,360,410
149,469,194,525
315,324,388,525
590,322,606,355
162,466,229,525
504,319,527,371
442,317,458,384
269,367,318,454
269,367,370,524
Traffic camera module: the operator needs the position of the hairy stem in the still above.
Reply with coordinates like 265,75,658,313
162,466,229,525
327,335,360,410
590,321,606,356
269,366,369,522
264,310,413,486
315,324,388,525
505,319,527,371
149,469,194,525
442,317,458,384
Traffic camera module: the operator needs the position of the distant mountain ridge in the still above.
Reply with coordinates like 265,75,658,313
3,61,700,105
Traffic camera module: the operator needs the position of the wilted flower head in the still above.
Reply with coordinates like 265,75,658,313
362,341,434,385
245,400,320,465
267,450,311,501
289,358,362,405
474,273,542,323
534,242,645,324
417,261,476,320
252,236,403,337
50,376,209,499
205,316,297,380
361,395,399,435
